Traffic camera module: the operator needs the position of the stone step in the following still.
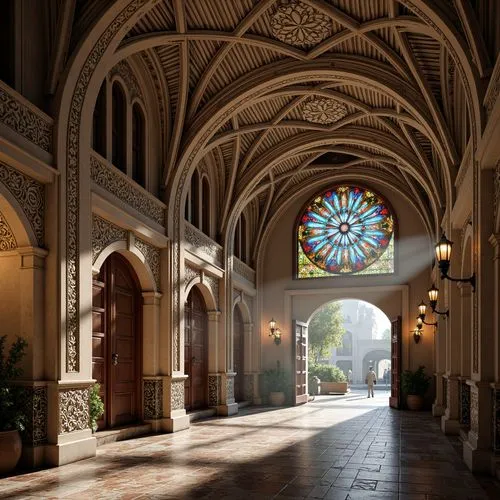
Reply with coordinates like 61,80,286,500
95,423,153,446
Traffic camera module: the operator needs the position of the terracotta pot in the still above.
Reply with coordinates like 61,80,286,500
0,430,22,475
269,391,286,406
406,394,424,411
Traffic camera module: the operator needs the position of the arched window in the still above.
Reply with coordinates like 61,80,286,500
240,214,247,263
112,82,127,173
189,170,200,227
297,185,395,278
234,217,241,259
201,176,210,235
132,103,146,187
92,82,107,157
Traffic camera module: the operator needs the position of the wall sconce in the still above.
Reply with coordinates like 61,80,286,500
412,328,422,344
416,315,436,329
435,234,475,291
269,318,282,345
427,285,449,317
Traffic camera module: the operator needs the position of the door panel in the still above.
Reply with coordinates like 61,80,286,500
233,307,245,402
185,287,208,411
390,316,402,409
293,320,308,405
91,254,141,429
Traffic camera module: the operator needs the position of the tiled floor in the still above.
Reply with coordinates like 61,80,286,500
1,389,499,499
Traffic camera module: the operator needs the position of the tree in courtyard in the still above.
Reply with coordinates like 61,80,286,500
381,328,391,340
308,302,345,363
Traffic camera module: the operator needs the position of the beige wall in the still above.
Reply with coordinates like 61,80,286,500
260,181,435,378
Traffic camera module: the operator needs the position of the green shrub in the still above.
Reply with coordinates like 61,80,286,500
89,383,105,432
308,364,346,386
262,368,289,393
401,365,431,396
0,335,28,432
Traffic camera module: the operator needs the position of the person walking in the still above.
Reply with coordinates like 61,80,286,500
365,366,377,398
383,368,388,388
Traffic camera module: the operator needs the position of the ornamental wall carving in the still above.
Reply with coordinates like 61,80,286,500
494,161,500,228
0,82,52,153
21,386,48,446
110,60,144,101
184,223,223,264
143,379,163,420
91,154,165,226
204,274,219,308
134,237,161,290
0,210,17,251
233,258,256,283
91,215,127,264
208,375,221,407
0,161,45,246
226,376,234,403
271,1,332,48
184,264,201,289
171,380,185,410
470,387,479,434
460,381,470,428
59,388,90,434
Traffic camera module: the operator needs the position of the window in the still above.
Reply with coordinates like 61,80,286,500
189,170,200,227
0,0,15,87
132,104,145,187
234,214,248,263
297,185,395,278
201,177,210,235
112,82,126,172
92,82,106,158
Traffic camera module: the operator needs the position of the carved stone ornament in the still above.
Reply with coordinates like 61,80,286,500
143,379,163,420
0,209,17,251
110,60,144,101
204,274,219,308
0,84,52,153
302,97,348,125
184,264,201,289
21,386,48,446
59,388,90,434
92,215,127,264
134,237,161,290
271,1,332,48
460,381,470,427
171,380,185,410
91,154,164,226
64,0,153,372
208,375,221,407
233,257,256,283
185,223,223,264
470,388,479,434
0,161,45,246
226,376,235,402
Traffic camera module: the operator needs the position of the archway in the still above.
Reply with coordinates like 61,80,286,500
184,285,209,411
92,252,142,429
233,305,245,402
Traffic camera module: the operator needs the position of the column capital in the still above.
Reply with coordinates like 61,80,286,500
207,310,221,321
18,246,49,269
142,291,163,304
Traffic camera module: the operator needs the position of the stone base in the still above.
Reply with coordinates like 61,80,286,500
432,402,444,416
463,438,492,473
441,415,460,435
161,412,190,433
217,402,238,416
45,434,96,466
19,444,45,468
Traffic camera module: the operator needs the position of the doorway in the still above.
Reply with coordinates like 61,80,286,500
184,286,209,411
92,253,142,430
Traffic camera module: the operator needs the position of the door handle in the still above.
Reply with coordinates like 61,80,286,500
112,353,119,366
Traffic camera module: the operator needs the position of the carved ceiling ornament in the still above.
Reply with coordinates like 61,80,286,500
302,97,348,124
271,0,333,48
0,209,17,251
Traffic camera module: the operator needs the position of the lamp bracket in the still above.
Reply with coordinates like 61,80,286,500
440,271,476,292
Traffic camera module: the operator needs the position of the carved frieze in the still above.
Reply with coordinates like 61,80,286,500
91,154,165,226
134,237,161,290
0,84,52,153
91,215,127,264
21,386,48,446
184,224,223,264
144,379,163,420
171,380,185,410
208,375,221,407
184,264,201,289
233,258,256,283
204,274,219,308
0,210,17,251
302,98,347,125
110,60,144,101
271,1,332,48
59,388,90,434
0,161,45,246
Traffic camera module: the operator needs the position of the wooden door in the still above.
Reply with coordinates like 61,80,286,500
184,287,208,411
92,254,141,429
293,320,308,405
389,316,402,409
233,307,245,402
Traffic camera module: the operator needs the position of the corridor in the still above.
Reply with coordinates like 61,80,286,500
1,391,498,499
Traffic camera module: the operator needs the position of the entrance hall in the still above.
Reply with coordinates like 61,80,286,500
1,393,498,499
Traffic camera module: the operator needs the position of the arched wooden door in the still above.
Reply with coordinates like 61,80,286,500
184,287,208,411
233,306,245,402
92,253,142,429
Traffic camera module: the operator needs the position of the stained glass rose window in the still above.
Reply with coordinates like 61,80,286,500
297,186,394,277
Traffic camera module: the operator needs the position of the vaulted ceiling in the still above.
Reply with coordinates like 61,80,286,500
74,0,492,250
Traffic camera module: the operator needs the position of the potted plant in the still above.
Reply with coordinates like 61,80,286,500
262,362,289,406
0,335,28,475
308,364,348,394
401,365,431,410
89,383,105,432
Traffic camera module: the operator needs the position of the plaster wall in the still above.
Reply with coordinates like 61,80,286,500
260,181,436,381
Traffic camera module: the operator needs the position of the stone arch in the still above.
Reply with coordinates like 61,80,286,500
233,294,252,324
0,189,38,248
185,279,217,312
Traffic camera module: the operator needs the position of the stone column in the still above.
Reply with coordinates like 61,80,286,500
243,323,260,404
432,326,446,416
